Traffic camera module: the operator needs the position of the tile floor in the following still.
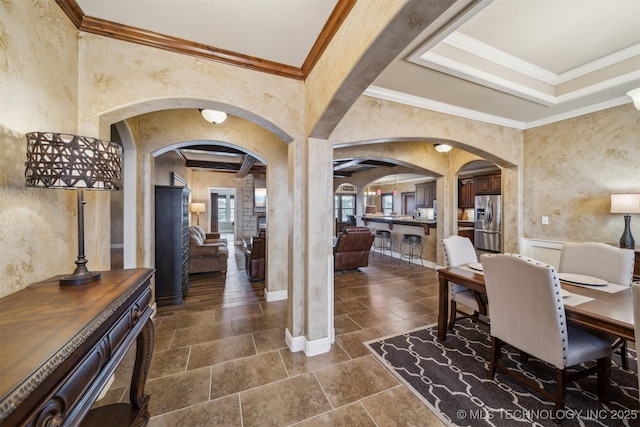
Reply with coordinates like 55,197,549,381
99,235,447,426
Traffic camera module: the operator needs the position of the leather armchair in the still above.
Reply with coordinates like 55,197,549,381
243,230,266,281
334,226,375,271
188,226,228,275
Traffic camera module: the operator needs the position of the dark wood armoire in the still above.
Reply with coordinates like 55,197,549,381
154,185,191,306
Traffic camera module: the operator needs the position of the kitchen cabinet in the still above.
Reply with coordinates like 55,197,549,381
474,173,501,195
458,178,475,208
415,181,436,208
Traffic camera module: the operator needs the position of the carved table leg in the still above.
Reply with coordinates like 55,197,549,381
130,316,154,425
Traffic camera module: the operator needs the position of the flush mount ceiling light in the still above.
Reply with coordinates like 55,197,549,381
627,88,640,110
199,109,228,124
434,143,452,153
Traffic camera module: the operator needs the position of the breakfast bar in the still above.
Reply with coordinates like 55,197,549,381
360,215,437,265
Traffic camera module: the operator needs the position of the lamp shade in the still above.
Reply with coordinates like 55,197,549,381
200,109,228,124
190,202,205,213
610,193,640,214
25,132,122,190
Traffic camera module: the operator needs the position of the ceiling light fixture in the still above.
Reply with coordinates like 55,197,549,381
627,88,640,110
393,177,398,196
434,144,452,153
200,109,228,124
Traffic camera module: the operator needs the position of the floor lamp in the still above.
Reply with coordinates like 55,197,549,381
25,132,122,285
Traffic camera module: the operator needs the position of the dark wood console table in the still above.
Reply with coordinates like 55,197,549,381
0,268,155,426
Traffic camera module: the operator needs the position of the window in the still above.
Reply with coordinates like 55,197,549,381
381,193,393,215
335,194,356,222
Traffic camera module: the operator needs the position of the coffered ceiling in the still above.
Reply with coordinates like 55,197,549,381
66,0,640,177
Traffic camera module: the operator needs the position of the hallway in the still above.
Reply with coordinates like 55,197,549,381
97,237,446,426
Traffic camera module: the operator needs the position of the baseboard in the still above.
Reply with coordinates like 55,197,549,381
285,328,332,356
285,328,305,352
265,288,287,302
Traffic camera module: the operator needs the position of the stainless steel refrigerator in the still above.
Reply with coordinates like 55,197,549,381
474,194,501,252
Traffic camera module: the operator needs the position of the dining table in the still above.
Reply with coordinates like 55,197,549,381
437,266,635,342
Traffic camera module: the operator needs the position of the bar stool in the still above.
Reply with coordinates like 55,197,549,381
374,230,392,258
399,234,423,267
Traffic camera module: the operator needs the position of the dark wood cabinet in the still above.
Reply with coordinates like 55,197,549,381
155,186,191,306
634,249,640,280
415,181,436,208
458,178,475,208
0,269,155,427
474,173,501,194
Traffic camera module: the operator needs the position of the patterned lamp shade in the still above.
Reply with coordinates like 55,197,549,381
25,132,122,191
24,132,123,285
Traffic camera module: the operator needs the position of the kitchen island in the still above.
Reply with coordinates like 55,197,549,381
360,215,437,267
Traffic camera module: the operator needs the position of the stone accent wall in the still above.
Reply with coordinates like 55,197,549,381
242,175,258,238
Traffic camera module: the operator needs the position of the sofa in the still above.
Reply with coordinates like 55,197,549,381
243,229,266,281
333,226,375,271
188,226,228,275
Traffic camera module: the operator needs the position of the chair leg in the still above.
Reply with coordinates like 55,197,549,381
488,336,501,378
554,369,567,412
448,300,457,329
620,340,628,370
596,356,611,404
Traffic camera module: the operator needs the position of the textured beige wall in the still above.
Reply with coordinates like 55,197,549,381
523,104,640,245
0,1,82,297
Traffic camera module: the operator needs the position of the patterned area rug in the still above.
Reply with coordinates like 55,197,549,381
366,319,639,427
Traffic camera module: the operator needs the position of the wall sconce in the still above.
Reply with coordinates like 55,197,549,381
190,202,205,226
434,143,452,153
610,193,640,249
627,88,640,110
393,176,398,195
199,109,228,124
25,132,122,285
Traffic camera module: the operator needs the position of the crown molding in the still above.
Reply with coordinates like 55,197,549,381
55,0,355,80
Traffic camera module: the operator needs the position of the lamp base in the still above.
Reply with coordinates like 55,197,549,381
619,214,635,249
60,270,101,286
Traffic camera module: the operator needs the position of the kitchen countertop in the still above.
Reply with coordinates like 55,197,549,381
360,215,436,235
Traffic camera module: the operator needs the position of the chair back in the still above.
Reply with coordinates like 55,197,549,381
334,227,375,253
442,236,478,297
558,242,634,285
482,253,568,369
442,235,477,267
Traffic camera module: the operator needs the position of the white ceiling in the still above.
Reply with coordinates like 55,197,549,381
75,0,640,130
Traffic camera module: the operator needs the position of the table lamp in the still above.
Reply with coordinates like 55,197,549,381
610,193,640,249
25,132,122,285
190,202,205,226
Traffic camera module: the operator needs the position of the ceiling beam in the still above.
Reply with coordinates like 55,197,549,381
237,155,256,178
333,159,364,171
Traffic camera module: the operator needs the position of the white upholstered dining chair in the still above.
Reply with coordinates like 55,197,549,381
558,242,635,369
441,235,487,329
482,253,611,411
